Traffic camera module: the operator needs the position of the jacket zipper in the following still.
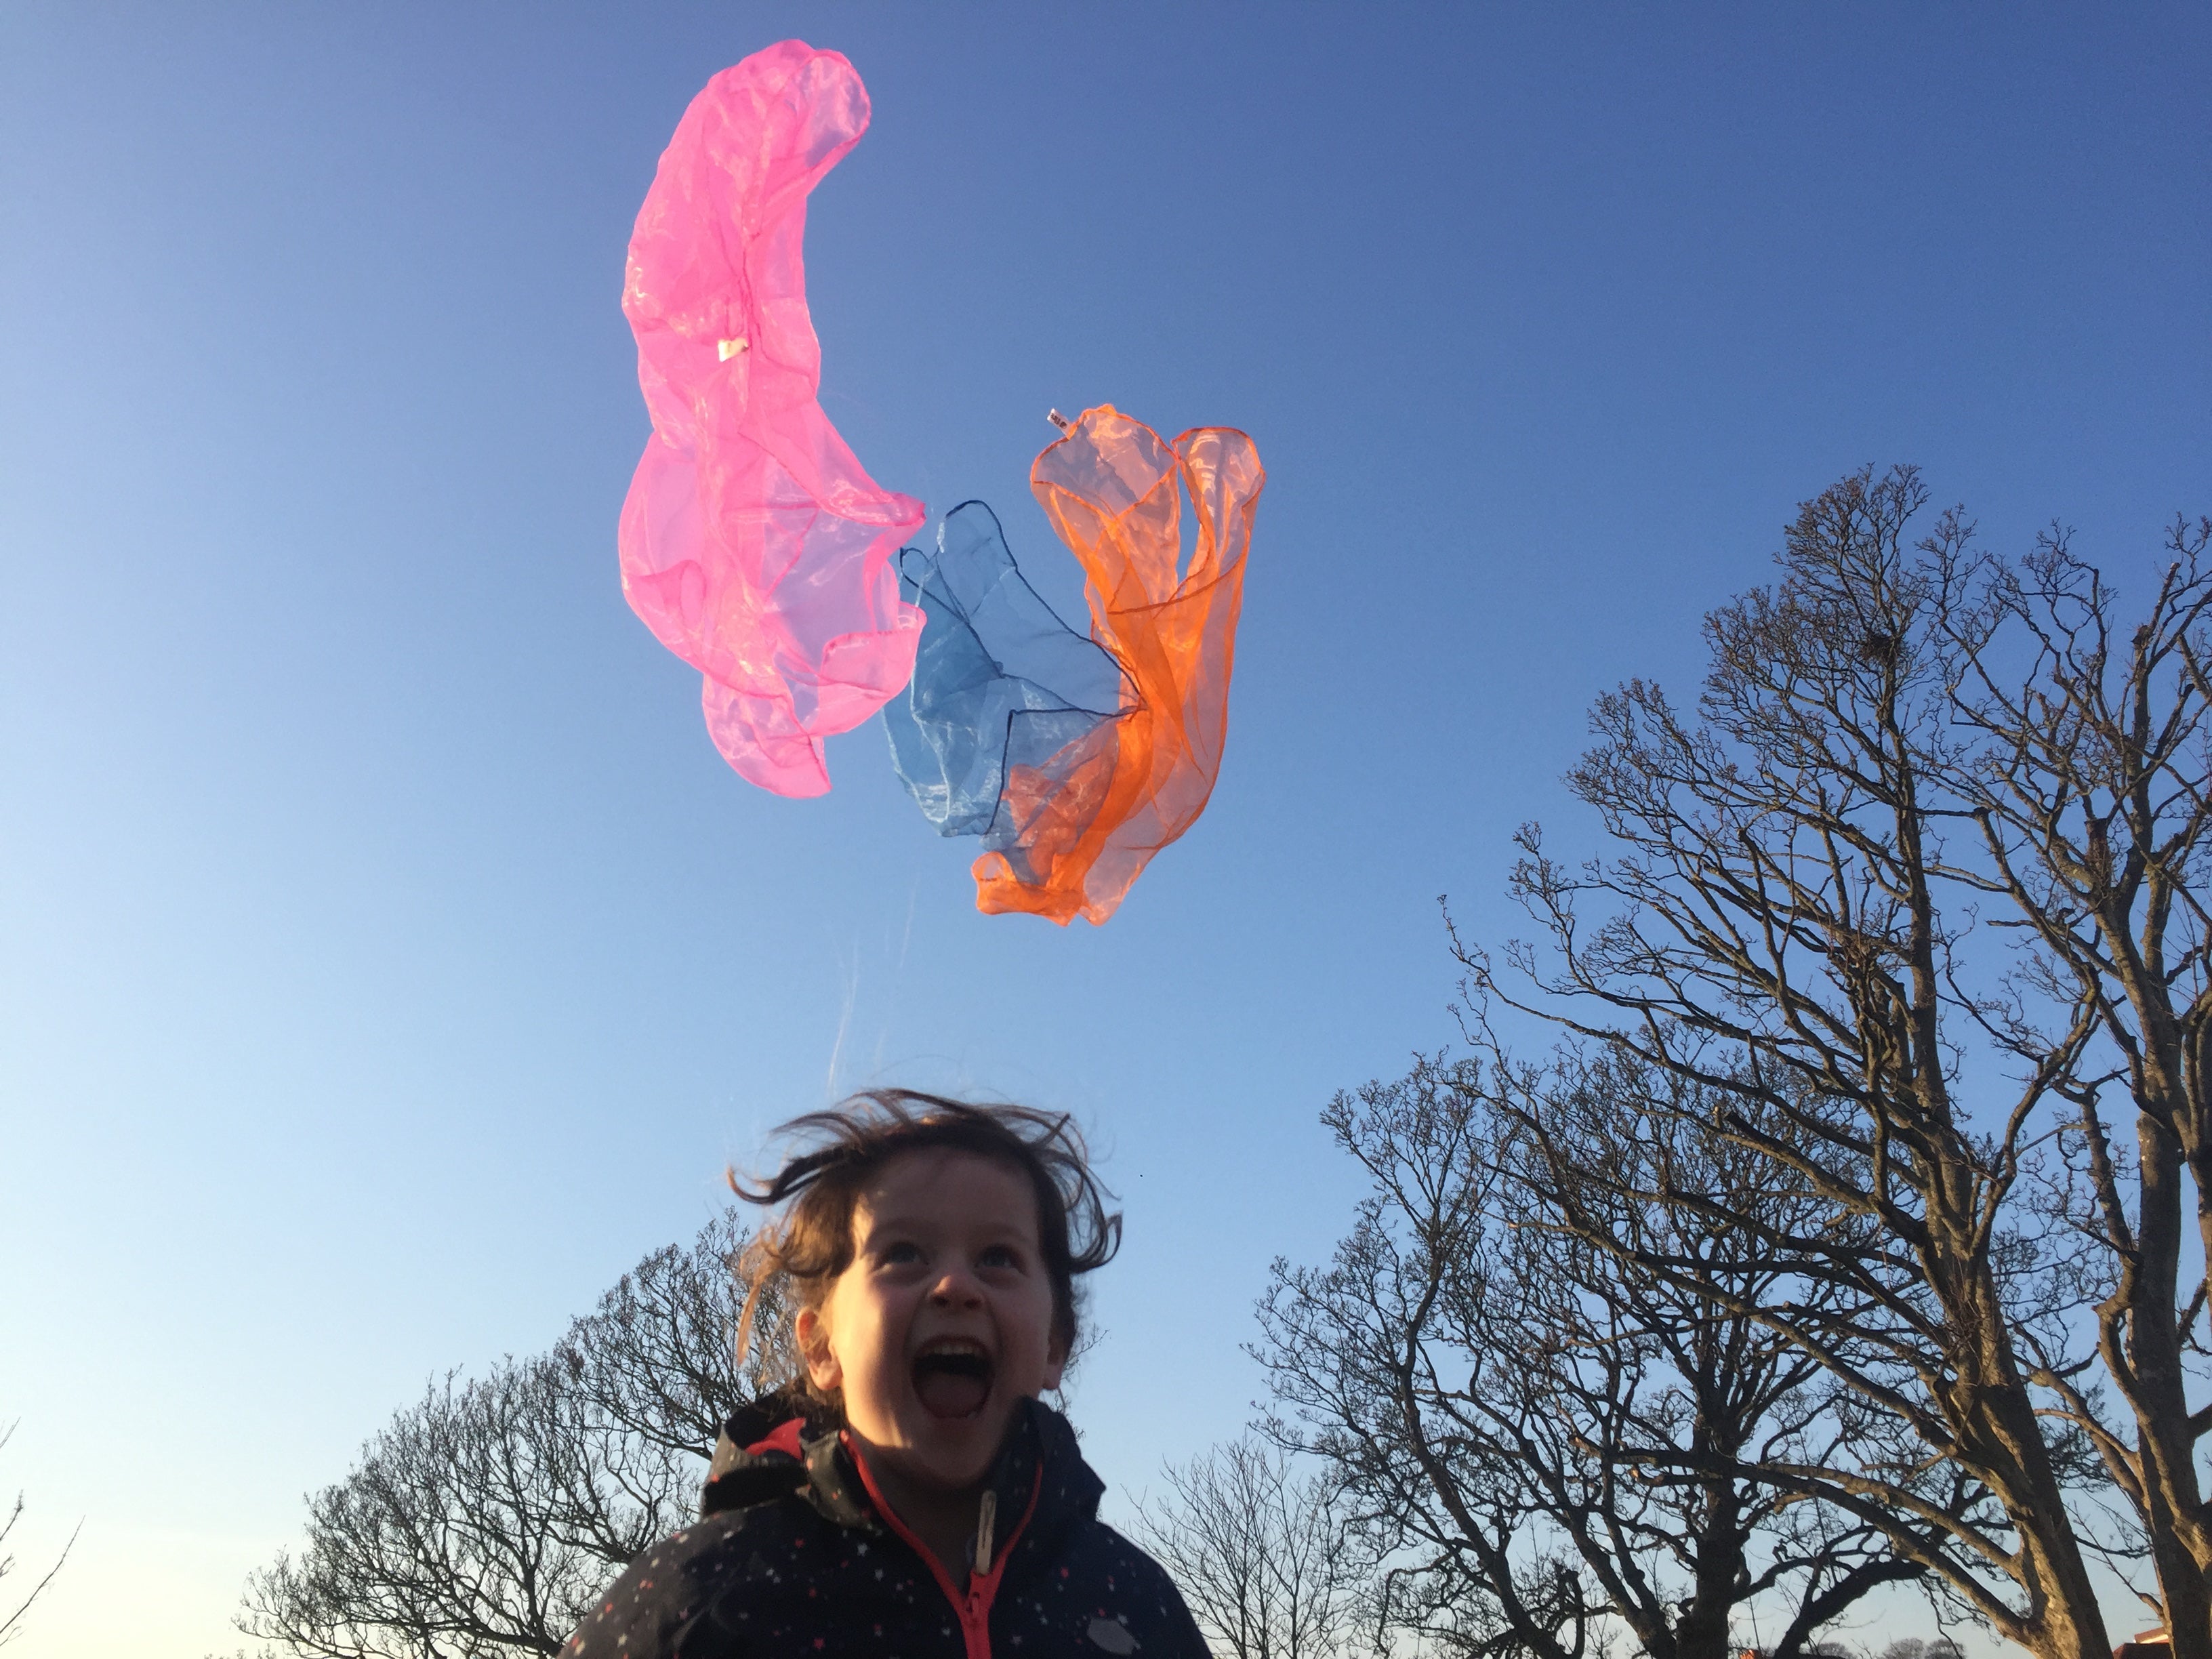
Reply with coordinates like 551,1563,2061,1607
845,1435,1044,1659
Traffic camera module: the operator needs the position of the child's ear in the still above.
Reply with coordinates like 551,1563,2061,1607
796,1306,843,1393
1040,1329,1069,1395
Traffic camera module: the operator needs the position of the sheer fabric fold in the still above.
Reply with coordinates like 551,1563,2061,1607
885,407,1263,924
618,40,925,797
884,501,1125,842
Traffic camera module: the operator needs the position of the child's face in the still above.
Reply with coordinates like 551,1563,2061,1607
798,1149,1068,1495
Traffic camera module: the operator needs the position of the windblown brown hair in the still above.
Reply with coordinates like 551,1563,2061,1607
731,1090,1122,1408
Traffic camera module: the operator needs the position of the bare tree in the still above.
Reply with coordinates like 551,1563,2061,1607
1875,1637,1965,1659
0,1421,76,1649
1128,1437,1364,1659
1936,515,2212,1659
240,1360,594,1658
1258,1054,1933,1659
1454,465,2163,1659
239,1214,786,1659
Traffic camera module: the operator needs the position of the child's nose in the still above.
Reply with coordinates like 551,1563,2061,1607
929,1269,983,1307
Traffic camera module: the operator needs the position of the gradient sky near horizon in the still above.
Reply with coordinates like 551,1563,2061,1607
2,5,2205,1654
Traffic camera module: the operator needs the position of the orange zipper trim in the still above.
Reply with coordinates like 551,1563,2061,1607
844,1433,1044,1659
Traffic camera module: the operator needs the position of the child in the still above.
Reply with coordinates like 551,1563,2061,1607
565,1090,1209,1658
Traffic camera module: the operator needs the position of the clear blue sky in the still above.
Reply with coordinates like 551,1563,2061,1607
2,5,2203,1654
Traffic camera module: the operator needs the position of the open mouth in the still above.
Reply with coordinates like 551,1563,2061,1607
912,1338,994,1420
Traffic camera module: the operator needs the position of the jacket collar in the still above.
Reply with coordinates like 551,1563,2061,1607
699,1391,1103,1554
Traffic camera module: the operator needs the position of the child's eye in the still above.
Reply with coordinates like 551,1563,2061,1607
978,1244,1021,1271
880,1241,924,1266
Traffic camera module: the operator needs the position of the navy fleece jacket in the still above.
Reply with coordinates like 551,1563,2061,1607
563,1392,1208,1658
